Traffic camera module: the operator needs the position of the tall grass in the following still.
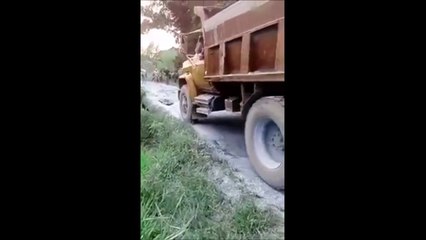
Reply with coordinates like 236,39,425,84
141,109,282,239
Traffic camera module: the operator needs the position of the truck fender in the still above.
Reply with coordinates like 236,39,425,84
241,90,264,121
178,73,197,102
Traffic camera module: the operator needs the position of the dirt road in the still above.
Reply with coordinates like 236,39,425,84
142,80,284,212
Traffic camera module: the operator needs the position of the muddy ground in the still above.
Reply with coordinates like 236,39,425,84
141,80,285,214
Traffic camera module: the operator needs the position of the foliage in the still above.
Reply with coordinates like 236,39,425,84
141,1,237,73
174,52,187,72
156,48,178,72
141,0,237,53
141,42,160,72
141,0,202,39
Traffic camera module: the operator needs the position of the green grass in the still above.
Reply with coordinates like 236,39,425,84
141,109,282,240
141,152,151,175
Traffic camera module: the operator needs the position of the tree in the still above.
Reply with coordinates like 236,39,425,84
142,42,159,59
141,0,237,71
157,48,178,72
141,42,160,73
173,52,187,71
141,0,237,44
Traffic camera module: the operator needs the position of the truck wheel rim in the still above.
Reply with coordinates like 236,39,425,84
253,118,284,169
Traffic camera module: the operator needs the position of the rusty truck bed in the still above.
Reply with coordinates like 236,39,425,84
196,0,285,83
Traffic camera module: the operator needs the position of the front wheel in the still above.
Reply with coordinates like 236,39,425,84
179,85,194,123
245,96,285,189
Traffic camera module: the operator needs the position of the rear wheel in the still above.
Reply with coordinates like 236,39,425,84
245,96,285,189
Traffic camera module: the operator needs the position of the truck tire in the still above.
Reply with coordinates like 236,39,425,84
245,96,285,189
179,85,193,123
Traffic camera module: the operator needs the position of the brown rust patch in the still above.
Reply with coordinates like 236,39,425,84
240,33,251,73
205,45,220,75
224,37,242,74
249,23,278,72
275,19,285,71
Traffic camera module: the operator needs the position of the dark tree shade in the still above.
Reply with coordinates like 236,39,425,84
141,0,238,71
141,0,237,40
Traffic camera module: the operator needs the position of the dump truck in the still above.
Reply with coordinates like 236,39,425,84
177,0,285,189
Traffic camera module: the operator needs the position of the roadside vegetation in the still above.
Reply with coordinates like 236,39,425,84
141,109,283,239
